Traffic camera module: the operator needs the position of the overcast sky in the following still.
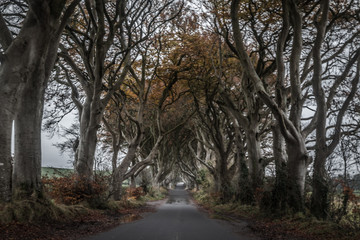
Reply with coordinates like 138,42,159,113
41,131,73,169
41,112,76,169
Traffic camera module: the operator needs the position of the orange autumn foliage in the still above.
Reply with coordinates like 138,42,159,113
42,174,109,205
125,187,146,200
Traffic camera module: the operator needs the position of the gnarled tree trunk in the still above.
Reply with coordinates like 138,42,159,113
213,150,232,202
245,126,263,193
234,125,253,204
286,141,311,212
75,98,103,182
113,140,140,200
13,64,47,198
271,126,288,212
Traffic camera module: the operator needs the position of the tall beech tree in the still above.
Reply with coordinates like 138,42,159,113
100,25,193,199
109,64,193,199
216,52,272,202
58,0,131,184
57,0,180,185
228,0,360,215
188,61,237,201
0,0,80,201
308,0,360,219
175,127,199,189
230,0,312,212
108,39,166,200
203,0,279,203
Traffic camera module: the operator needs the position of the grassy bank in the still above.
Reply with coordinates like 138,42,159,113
192,190,360,240
0,187,168,240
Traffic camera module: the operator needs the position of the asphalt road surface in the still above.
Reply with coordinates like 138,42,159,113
85,187,258,240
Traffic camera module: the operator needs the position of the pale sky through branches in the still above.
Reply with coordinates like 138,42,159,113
42,112,76,168
11,111,75,169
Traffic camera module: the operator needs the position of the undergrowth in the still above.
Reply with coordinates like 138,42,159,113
0,198,87,224
0,174,168,225
42,174,109,207
192,190,260,219
106,186,167,213
192,189,360,240
141,187,168,201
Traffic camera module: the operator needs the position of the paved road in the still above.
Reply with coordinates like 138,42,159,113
85,188,258,240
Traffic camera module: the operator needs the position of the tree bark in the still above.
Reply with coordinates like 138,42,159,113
219,92,259,204
271,0,289,213
286,141,310,212
0,113,12,202
13,63,47,198
234,125,253,204
113,140,140,200
245,126,263,193
310,0,330,219
75,99,102,182
241,77,264,195
271,126,288,212
0,11,43,201
214,151,232,202
0,9,17,200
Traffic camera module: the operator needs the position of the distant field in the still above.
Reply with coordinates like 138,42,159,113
41,167,131,186
41,167,129,182
41,167,74,177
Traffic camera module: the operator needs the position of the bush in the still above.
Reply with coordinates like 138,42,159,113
125,187,145,200
42,174,109,207
329,181,360,229
142,187,167,201
192,190,260,218
193,190,217,206
197,169,211,190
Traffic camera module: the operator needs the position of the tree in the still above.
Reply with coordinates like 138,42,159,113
230,0,312,212
56,0,181,187
100,19,194,199
204,0,280,204
58,0,131,184
228,0,360,215
108,38,164,200
185,37,237,201
308,0,360,219
0,0,80,201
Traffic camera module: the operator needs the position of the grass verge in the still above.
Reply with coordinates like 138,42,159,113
0,189,168,240
192,190,360,240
